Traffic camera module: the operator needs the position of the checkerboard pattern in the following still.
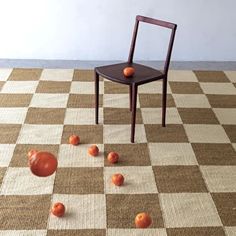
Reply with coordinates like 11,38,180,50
0,68,236,236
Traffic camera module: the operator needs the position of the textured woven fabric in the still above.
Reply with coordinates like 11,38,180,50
0,68,235,235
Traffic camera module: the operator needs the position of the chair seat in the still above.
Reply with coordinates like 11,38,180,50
95,62,165,85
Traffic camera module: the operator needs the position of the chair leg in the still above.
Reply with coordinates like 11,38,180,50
129,85,132,111
162,77,167,127
95,71,99,124
131,84,138,143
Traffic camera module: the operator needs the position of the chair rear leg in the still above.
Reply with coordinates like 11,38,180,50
131,84,138,143
129,85,132,111
95,71,99,124
162,77,167,127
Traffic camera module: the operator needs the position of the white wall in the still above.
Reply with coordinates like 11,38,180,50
0,0,235,61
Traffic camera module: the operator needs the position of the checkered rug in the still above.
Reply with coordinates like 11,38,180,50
0,68,235,236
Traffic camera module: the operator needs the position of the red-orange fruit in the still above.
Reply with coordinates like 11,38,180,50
51,202,65,217
29,151,58,177
107,152,119,164
69,135,80,145
88,145,99,157
112,173,124,186
123,67,135,77
135,212,152,228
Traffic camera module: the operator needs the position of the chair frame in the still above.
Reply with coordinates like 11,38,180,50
95,15,177,143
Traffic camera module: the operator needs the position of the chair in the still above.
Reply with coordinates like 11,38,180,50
94,15,177,143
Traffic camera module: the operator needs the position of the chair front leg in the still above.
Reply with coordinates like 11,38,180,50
129,85,132,111
95,71,99,124
131,84,138,143
162,76,167,127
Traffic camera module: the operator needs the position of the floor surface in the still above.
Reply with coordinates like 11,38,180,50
0,68,235,236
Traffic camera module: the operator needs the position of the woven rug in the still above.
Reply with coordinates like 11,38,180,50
0,68,235,236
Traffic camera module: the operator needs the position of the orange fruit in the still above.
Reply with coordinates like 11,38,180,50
51,202,65,217
29,151,58,177
123,67,135,77
135,212,152,228
69,135,80,145
107,152,119,164
112,173,124,186
88,145,99,157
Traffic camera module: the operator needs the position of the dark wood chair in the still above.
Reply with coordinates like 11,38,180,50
94,15,177,143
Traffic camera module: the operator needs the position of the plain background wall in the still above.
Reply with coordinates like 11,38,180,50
0,0,235,61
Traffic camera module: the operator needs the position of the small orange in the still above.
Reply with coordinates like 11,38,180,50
123,67,135,77
88,145,99,157
51,202,65,217
112,173,124,186
69,135,80,145
107,152,119,164
29,151,58,177
135,212,152,228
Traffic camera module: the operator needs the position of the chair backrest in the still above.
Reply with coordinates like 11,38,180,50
128,15,177,76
